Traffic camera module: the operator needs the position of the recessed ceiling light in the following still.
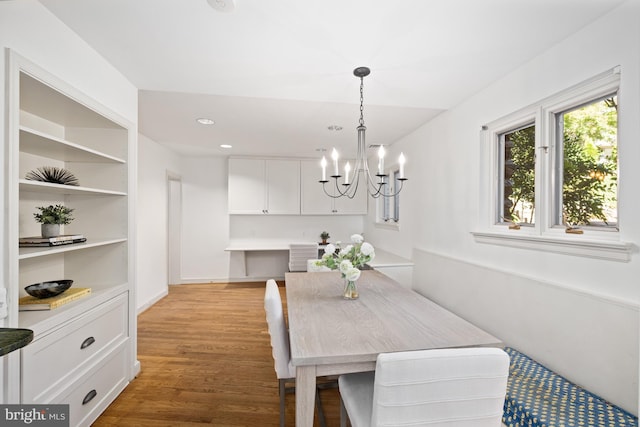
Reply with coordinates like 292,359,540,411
196,118,215,125
220,144,232,149
207,0,235,12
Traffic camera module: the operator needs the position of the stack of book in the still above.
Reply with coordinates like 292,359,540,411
19,287,91,311
19,234,86,247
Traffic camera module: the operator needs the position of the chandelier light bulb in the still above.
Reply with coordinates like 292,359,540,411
377,145,386,175
321,156,327,181
331,148,339,176
344,162,352,185
399,152,406,179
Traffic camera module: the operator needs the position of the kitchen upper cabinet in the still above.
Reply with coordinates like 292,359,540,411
228,158,300,214
300,160,367,215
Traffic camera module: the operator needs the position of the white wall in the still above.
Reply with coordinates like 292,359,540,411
134,146,367,287
0,0,137,403
179,156,231,282
136,133,182,312
365,0,640,414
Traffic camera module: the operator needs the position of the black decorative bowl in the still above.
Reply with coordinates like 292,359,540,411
25,280,73,299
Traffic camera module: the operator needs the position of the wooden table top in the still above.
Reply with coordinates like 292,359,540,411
286,270,502,367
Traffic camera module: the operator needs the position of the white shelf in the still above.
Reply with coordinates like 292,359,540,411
18,284,128,335
20,126,126,164
19,179,127,196
18,238,127,260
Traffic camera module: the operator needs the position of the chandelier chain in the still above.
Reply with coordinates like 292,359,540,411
359,77,365,126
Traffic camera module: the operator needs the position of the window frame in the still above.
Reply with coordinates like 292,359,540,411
473,67,631,261
376,166,401,230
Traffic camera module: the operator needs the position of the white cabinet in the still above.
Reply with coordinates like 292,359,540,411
21,293,128,404
5,51,136,423
228,158,300,214
300,160,367,215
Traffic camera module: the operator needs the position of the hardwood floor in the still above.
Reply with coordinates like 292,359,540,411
94,282,342,426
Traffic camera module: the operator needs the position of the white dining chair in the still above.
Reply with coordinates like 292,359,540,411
289,243,319,272
338,347,510,427
264,279,330,427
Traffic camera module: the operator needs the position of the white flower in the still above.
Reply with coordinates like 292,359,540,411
314,234,376,273
339,259,353,274
345,267,361,281
351,234,364,244
340,245,353,255
360,242,375,256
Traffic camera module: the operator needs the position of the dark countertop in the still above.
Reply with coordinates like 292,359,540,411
0,328,34,356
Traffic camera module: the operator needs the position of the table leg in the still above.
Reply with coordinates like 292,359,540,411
296,365,316,427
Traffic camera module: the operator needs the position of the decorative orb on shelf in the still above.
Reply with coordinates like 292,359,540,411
24,280,73,299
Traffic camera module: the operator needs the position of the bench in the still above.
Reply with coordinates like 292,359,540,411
502,347,637,427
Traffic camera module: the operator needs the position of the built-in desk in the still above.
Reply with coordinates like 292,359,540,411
225,239,319,277
226,240,414,285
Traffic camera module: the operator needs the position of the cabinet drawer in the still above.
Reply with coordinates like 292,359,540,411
60,343,128,427
22,293,128,403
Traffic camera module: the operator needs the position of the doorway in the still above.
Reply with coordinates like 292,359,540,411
167,173,182,285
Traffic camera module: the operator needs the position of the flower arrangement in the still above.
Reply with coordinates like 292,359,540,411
315,234,375,283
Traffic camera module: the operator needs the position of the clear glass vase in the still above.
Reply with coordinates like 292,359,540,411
343,279,359,300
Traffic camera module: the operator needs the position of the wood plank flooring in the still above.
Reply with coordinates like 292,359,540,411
93,282,341,426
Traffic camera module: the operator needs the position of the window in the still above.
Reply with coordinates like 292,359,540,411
555,96,618,229
475,68,630,261
377,168,401,227
499,123,536,226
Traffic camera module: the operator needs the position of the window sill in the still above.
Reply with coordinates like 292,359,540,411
375,221,400,231
471,230,633,262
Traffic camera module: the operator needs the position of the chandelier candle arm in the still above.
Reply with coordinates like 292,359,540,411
399,152,406,179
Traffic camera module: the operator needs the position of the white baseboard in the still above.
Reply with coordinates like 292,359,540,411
136,288,168,315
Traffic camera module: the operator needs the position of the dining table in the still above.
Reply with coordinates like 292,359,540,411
285,269,503,427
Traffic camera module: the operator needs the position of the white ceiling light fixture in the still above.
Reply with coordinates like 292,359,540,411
319,67,407,199
220,144,232,149
207,0,235,13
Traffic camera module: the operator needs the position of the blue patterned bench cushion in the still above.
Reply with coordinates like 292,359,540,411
503,347,638,427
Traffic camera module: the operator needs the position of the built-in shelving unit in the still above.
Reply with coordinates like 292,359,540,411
4,50,137,426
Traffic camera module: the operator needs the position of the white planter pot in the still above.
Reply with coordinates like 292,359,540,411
41,224,60,238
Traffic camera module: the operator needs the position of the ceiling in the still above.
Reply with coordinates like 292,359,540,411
40,0,624,158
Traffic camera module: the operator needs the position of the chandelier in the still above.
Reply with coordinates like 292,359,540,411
319,66,407,199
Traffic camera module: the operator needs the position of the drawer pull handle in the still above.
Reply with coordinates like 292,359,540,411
80,336,95,350
82,389,97,405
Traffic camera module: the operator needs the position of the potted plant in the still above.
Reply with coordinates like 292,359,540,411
33,204,74,238
320,231,330,244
